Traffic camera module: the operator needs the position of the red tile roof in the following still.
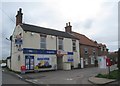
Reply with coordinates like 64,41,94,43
72,32,98,47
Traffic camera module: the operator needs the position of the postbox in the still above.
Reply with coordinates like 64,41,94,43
106,58,111,66
21,65,26,74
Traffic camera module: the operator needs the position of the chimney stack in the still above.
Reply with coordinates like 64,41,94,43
16,8,23,26
65,22,72,33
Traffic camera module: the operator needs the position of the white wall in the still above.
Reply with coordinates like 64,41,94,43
11,25,24,72
7,59,10,69
11,25,80,72
63,38,72,52
23,32,40,49
46,35,56,50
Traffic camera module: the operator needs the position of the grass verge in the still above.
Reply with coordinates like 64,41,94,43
95,69,120,79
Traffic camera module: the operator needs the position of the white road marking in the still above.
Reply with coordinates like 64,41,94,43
16,74,22,79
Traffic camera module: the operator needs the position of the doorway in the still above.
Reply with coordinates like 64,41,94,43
25,55,34,70
57,56,63,70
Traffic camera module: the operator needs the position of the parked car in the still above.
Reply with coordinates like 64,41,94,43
0,63,7,68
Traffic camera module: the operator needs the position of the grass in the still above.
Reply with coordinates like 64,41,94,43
96,69,120,79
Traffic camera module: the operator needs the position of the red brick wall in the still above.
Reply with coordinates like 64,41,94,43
80,44,98,67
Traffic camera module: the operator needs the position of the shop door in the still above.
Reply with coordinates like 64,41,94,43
57,56,63,70
25,55,34,70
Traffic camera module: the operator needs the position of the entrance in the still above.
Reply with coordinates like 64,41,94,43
57,56,63,70
25,55,34,70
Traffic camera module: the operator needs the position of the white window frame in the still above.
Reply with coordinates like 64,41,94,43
85,58,88,65
84,48,88,54
40,37,46,49
93,48,96,55
58,38,63,50
72,40,76,51
91,56,95,64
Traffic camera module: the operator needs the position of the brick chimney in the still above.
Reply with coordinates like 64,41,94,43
16,8,23,26
65,22,72,33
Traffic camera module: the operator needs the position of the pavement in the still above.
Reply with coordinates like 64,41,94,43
88,76,116,85
2,64,120,85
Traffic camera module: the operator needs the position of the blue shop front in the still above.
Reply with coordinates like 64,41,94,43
22,48,74,72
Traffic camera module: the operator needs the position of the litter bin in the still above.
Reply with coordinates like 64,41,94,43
63,62,71,70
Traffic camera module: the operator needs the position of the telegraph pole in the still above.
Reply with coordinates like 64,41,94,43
118,48,120,82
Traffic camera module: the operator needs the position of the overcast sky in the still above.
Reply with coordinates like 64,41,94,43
0,0,119,60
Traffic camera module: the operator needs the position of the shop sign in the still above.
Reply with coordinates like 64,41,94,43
35,57,52,69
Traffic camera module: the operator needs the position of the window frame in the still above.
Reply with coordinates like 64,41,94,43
72,40,76,51
84,48,88,54
58,38,63,50
40,36,46,49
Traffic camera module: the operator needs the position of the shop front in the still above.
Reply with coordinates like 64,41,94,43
23,48,74,72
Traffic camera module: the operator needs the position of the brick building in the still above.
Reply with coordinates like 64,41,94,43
65,22,108,67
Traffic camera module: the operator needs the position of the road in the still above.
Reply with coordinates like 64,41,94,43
20,67,109,84
1,68,30,85
1,64,119,85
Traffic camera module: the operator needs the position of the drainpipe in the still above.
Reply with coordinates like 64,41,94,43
55,36,57,70
56,36,57,52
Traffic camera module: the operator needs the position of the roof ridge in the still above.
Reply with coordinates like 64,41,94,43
22,23,66,33
20,23,77,39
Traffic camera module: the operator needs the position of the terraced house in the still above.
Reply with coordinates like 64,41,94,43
7,8,80,72
7,8,109,72
64,22,108,68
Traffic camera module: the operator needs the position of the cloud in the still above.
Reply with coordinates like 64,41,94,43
1,0,118,60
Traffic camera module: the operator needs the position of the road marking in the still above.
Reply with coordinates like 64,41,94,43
66,78,73,80
16,74,22,79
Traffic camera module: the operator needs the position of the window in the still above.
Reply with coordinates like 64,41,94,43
91,56,95,64
72,40,76,51
58,38,63,50
101,47,103,51
84,48,88,54
40,37,46,49
85,58,88,65
93,48,96,55
18,55,20,61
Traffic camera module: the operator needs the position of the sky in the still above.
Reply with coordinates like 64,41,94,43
0,0,119,60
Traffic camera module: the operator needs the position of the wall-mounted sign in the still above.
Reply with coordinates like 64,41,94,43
23,48,73,55
15,33,23,45
35,57,52,69
67,55,73,62
68,59,73,62
23,48,56,54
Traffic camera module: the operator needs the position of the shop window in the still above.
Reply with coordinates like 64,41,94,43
58,38,63,50
72,40,76,51
40,36,46,49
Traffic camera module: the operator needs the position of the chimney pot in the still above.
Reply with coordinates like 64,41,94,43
19,8,22,12
65,22,72,33
68,22,71,26
66,23,68,26
16,8,23,26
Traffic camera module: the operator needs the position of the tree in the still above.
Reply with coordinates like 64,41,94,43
118,48,120,81
118,48,120,70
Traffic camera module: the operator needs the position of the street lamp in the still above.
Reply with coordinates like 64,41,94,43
6,35,12,69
